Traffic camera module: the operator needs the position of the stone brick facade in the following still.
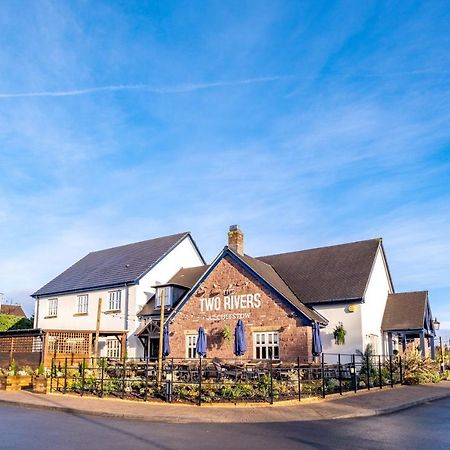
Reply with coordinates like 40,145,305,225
168,255,313,362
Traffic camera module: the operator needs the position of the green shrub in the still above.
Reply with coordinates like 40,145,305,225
403,350,442,384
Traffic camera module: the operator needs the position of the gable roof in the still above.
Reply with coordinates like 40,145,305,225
382,291,430,331
0,304,26,318
258,238,382,304
32,232,198,297
167,247,327,325
161,265,210,290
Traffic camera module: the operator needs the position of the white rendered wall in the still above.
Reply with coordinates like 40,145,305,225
129,236,204,357
314,244,392,361
314,302,363,364
35,286,130,333
360,247,393,355
34,235,204,358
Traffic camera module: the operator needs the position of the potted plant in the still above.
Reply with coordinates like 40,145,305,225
32,363,48,394
333,322,347,345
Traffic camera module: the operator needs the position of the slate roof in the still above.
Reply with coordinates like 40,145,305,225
163,265,210,289
237,252,327,324
32,232,193,297
382,291,428,331
0,304,26,318
258,238,383,304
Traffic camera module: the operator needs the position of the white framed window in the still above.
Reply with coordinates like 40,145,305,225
76,294,89,314
108,290,121,311
185,334,197,359
48,298,58,317
106,339,121,358
156,286,172,308
253,331,279,360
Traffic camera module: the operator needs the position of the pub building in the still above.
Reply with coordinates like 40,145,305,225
137,226,438,362
137,226,328,362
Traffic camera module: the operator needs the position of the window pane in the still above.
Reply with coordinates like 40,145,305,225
253,331,280,360
274,346,279,359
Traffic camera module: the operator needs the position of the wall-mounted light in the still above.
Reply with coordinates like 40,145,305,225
432,317,440,331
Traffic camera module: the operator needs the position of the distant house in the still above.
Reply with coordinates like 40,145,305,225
32,232,205,360
0,304,26,318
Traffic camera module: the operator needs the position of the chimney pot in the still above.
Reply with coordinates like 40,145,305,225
228,225,244,255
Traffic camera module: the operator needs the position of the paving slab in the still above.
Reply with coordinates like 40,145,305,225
0,382,449,424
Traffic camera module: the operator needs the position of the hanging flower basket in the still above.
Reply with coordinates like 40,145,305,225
222,324,232,343
333,322,347,345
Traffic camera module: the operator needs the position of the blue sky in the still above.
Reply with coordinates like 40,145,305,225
0,1,449,337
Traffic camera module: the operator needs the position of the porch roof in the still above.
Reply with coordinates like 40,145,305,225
135,319,160,336
381,291,434,334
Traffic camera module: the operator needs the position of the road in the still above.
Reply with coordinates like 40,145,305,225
0,397,449,450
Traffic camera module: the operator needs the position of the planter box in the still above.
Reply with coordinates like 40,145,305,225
32,376,48,394
5,375,32,391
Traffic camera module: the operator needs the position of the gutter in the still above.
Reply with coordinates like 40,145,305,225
306,297,363,306
32,281,137,299
34,298,40,328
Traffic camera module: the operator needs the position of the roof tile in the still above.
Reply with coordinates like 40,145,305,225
32,232,191,297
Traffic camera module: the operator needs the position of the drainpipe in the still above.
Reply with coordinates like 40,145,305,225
124,284,129,331
34,297,40,328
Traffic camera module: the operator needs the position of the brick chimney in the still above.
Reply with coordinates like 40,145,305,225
228,225,244,255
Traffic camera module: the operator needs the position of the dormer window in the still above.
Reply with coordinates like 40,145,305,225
156,286,172,308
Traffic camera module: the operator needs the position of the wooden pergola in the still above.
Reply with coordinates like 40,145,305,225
42,329,127,367
0,328,43,369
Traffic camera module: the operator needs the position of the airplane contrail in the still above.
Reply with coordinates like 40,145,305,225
0,76,292,99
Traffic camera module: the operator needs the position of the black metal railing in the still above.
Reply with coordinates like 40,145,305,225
49,353,404,405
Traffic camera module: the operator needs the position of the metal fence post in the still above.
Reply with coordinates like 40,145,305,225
198,356,202,406
63,357,68,394
100,358,105,398
338,354,342,395
169,358,174,403
366,356,370,391
297,356,301,402
81,358,85,397
389,355,394,388
121,357,126,399
399,356,403,385
144,360,149,402
352,354,357,393
378,355,382,389
50,358,55,393
321,353,326,398
269,359,274,405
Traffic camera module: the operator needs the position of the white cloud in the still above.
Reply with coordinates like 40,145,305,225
0,76,292,99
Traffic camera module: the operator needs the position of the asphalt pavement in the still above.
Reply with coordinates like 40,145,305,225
0,396,449,450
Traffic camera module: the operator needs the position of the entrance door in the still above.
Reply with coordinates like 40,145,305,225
149,338,159,359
